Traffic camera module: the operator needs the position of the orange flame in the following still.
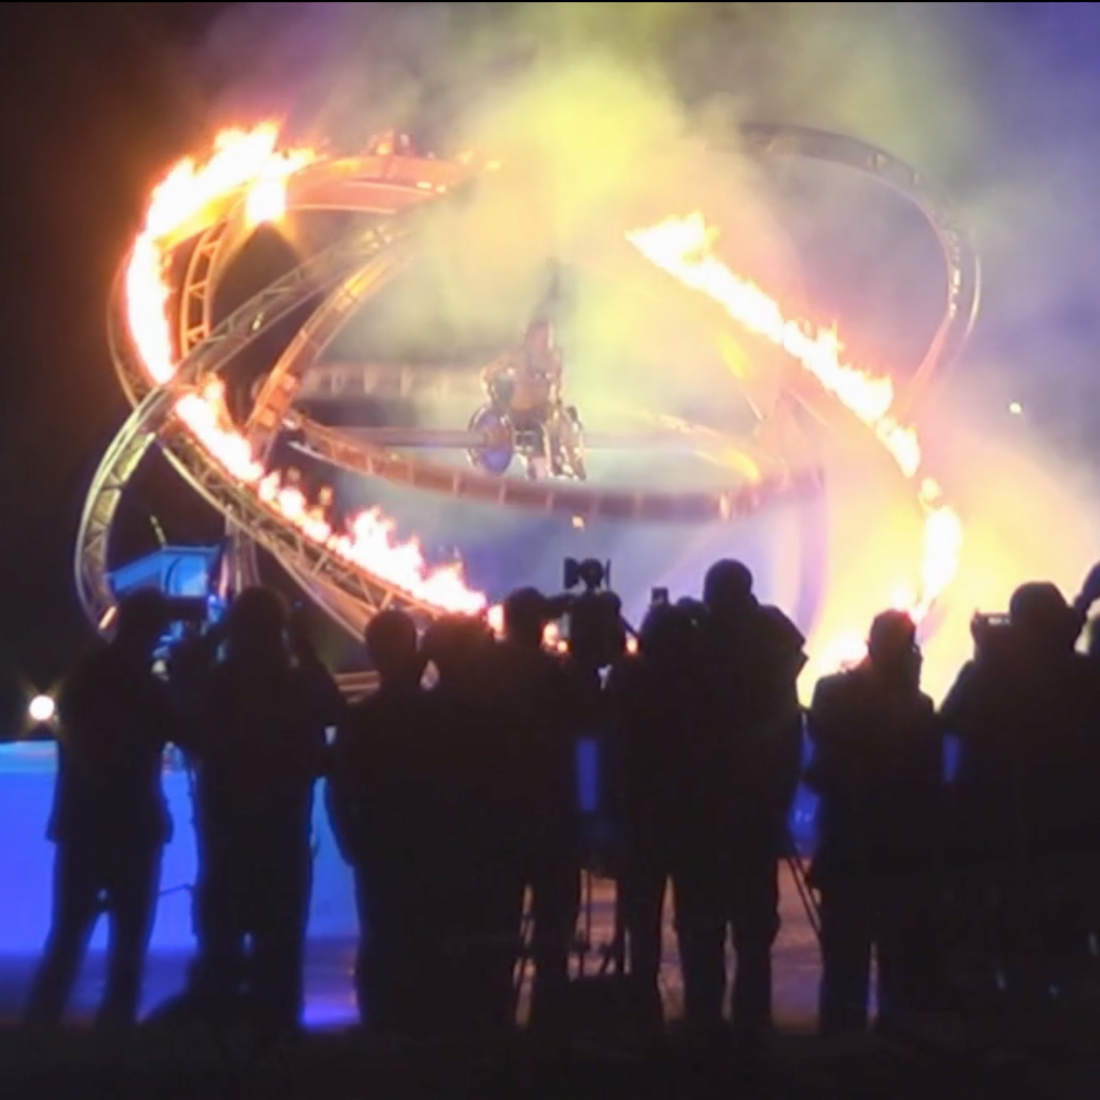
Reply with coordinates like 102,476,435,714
124,125,487,617
125,127,961,668
627,214,963,671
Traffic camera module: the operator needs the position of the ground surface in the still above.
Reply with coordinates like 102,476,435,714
0,865,820,1029
3,870,1100,1098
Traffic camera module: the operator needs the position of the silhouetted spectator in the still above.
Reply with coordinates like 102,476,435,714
401,613,522,1035
605,600,707,1031
493,588,581,1033
942,581,1096,998
327,609,430,1031
675,560,805,1047
26,590,175,1030
180,588,340,1038
807,610,945,1036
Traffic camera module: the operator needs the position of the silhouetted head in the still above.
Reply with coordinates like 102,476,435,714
703,559,756,624
1009,581,1079,652
639,602,697,667
503,587,549,649
225,587,289,666
115,589,169,658
866,609,920,687
868,610,917,663
365,610,420,688
422,615,492,686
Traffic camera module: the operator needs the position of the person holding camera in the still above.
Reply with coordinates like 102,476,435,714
605,599,708,1031
174,587,341,1039
491,588,585,1033
26,590,177,1031
941,581,1097,1000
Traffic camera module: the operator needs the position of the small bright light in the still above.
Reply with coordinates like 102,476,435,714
28,695,55,724
1008,401,1023,415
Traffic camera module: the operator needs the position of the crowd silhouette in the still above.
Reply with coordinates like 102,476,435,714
22,556,1100,1053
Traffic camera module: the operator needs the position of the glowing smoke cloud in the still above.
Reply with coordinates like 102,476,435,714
124,125,959,685
147,3,1100,694
627,214,963,675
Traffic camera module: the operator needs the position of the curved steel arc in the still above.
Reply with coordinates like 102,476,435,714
184,164,461,613
255,263,807,521
155,423,452,625
76,206,424,628
79,125,980,645
247,124,978,521
244,246,416,460
228,243,416,605
291,418,818,524
180,216,238,364
214,165,808,627
739,123,981,413
75,393,169,625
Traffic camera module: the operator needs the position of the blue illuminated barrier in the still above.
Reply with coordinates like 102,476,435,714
0,743,357,957
108,546,221,601
0,740,820,958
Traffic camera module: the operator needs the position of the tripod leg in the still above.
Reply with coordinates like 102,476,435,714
787,856,822,943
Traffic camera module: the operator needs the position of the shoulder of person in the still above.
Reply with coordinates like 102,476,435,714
942,658,983,703
811,669,852,704
758,603,806,647
911,690,939,727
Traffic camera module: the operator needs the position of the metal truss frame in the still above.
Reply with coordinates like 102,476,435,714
76,127,980,644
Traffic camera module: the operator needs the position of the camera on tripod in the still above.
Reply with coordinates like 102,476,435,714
564,557,609,594
557,557,627,669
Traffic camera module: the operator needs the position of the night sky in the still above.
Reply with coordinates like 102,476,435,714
0,3,231,725
2,2,1100,731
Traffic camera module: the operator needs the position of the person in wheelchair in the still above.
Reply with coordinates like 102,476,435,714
480,319,582,479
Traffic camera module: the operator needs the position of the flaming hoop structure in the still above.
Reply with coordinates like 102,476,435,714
75,122,979,676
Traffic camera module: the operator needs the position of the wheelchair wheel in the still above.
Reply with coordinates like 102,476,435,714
467,405,515,476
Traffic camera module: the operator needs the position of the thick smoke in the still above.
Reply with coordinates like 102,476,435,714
196,2,1100,697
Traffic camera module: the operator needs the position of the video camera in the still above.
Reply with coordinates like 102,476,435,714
555,557,629,670
970,611,1014,664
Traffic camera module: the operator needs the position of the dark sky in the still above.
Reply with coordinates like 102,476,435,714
0,3,230,721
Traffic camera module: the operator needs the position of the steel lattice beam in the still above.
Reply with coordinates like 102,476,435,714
77,129,980,643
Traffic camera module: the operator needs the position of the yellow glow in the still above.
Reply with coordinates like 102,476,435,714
627,213,963,679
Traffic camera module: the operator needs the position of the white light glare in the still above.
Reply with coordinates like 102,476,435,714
28,694,56,724
1008,401,1023,415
